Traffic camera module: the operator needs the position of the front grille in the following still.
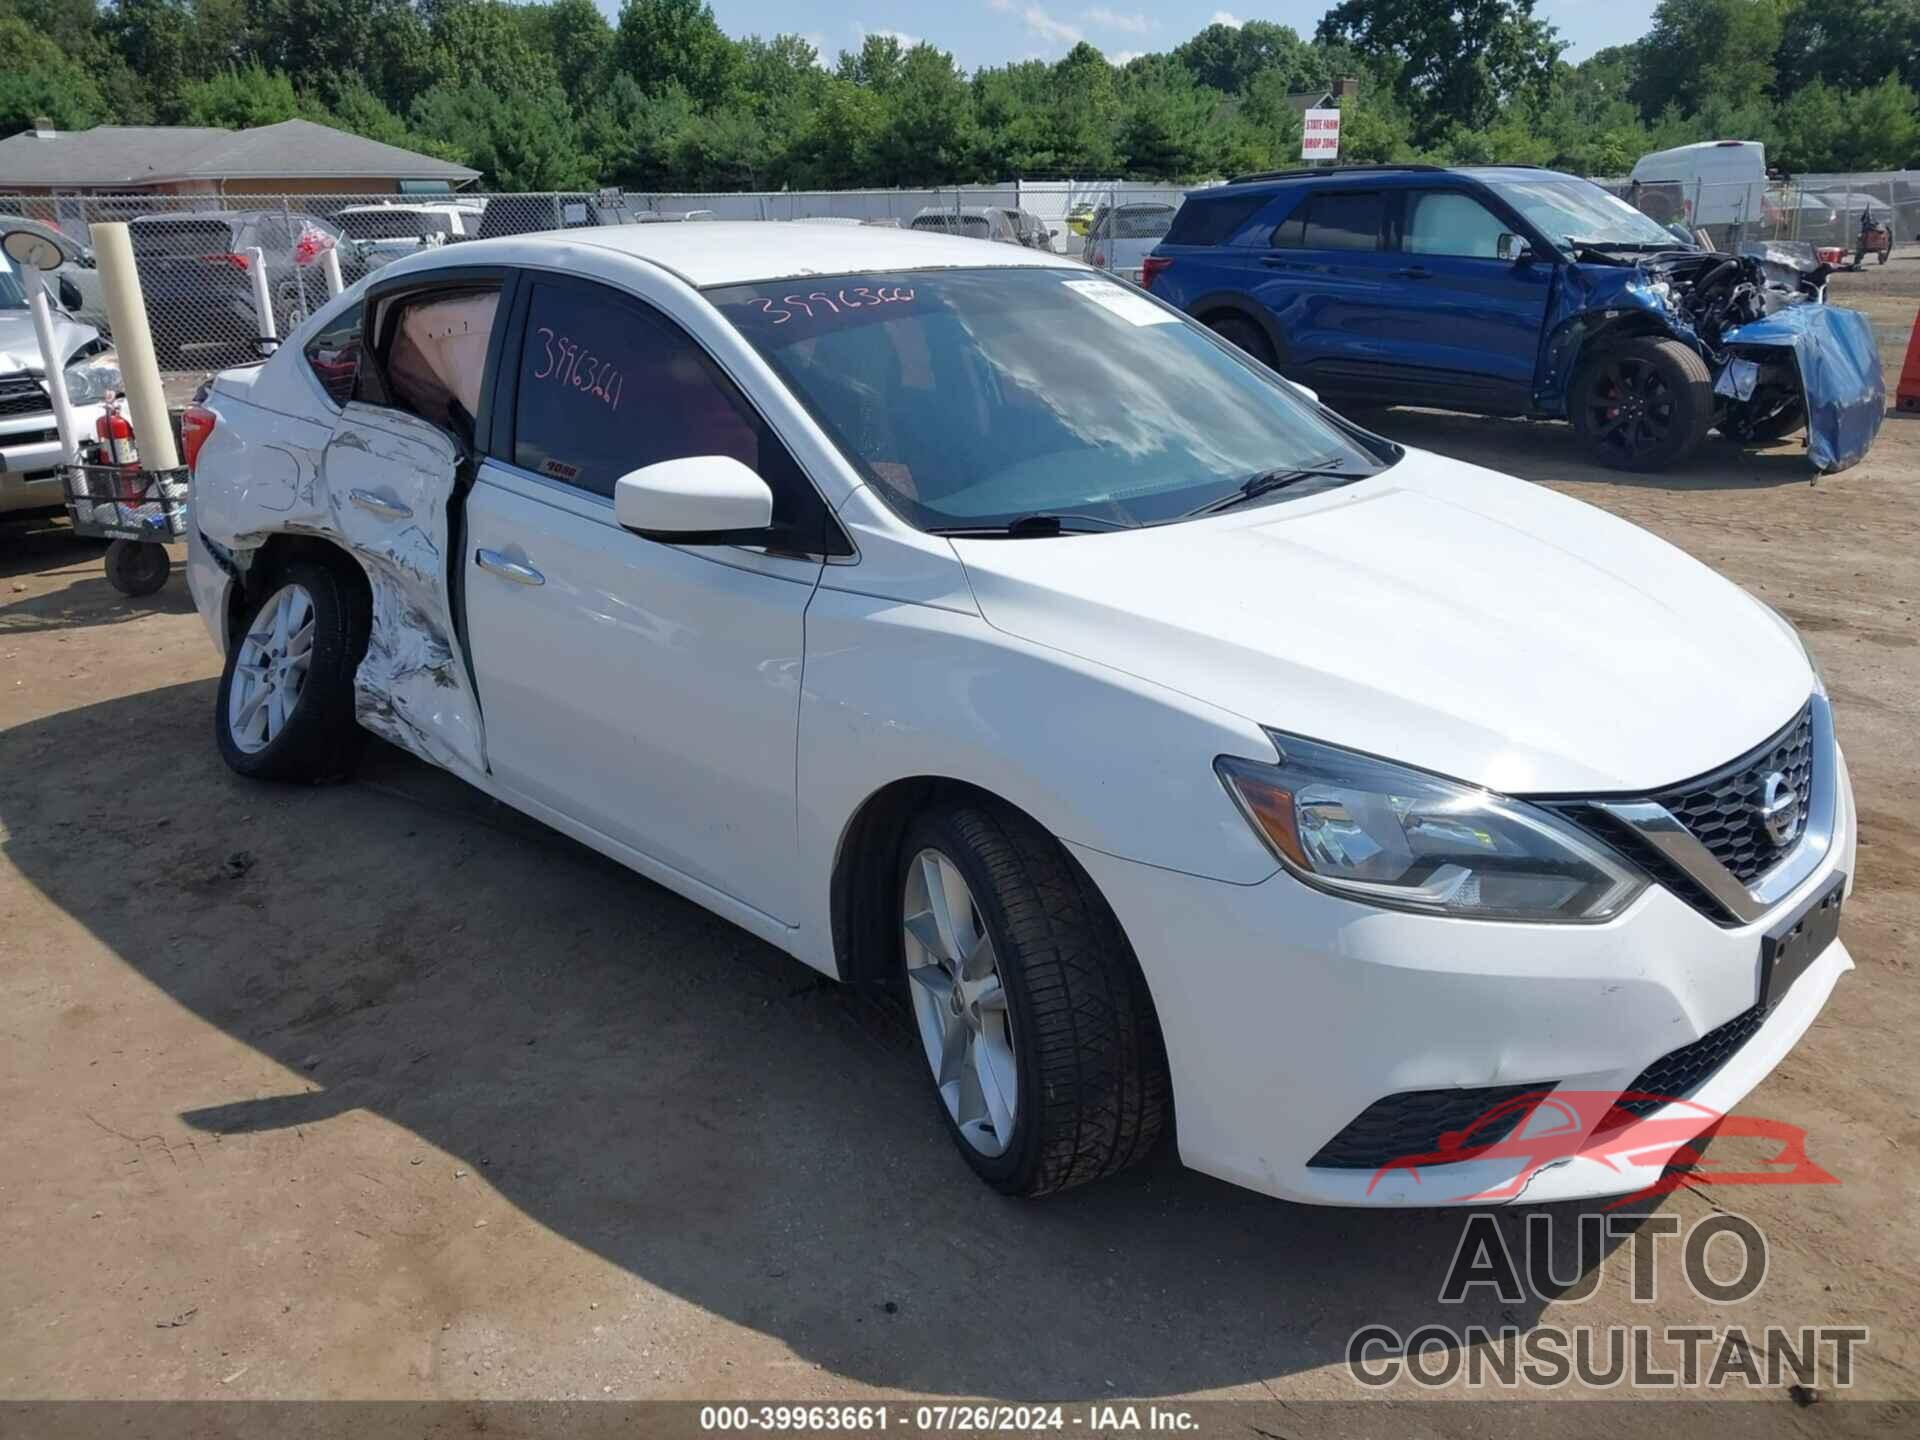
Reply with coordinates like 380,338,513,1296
1655,704,1815,885
1605,1003,1768,1123
1551,802,1737,924
0,377,50,420
1308,1082,1544,1169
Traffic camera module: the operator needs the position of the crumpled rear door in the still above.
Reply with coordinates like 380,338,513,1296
322,402,486,778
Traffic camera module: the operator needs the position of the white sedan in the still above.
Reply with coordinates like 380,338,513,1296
183,223,1855,1205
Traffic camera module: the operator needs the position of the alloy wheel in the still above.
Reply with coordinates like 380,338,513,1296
902,847,1019,1157
227,583,316,754
1587,357,1676,462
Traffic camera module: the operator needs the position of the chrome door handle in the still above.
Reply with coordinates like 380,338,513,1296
349,489,412,521
475,548,544,586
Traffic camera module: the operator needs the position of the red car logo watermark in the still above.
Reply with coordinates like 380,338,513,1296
1368,1089,1837,1206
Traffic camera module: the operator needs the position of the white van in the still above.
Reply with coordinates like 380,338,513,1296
1629,141,1768,231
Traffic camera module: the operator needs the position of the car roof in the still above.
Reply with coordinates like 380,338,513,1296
427,220,1076,287
1216,164,1570,191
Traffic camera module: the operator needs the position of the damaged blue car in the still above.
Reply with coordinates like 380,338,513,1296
1144,164,1885,473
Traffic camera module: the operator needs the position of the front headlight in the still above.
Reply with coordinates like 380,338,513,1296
63,351,121,405
1216,732,1646,923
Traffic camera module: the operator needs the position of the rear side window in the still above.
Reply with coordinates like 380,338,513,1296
1273,191,1383,251
1165,192,1272,246
303,301,363,408
508,280,844,551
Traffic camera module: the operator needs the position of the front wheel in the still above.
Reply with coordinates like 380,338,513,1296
1570,337,1713,472
898,802,1168,1197
215,558,369,782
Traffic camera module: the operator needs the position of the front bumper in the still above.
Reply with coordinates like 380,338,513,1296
1070,746,1857,1207
0,403,106,514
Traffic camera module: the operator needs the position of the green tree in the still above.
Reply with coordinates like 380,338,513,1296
1775,0,1920,96
411,76,588,188
1631,0,1786,119
543,0,614,97
613,0,738,105
0,15,108,136
1175,20,1321,95
177,62,307,127
786,75,884,187
872,43,975,184
1316,0,1561,139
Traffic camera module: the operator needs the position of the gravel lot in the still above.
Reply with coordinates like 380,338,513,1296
3,258,1917,1419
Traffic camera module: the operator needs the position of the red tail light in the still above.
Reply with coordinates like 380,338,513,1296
1090,248,1106,267
1140,255,1173,291
202,252,250,271
181,404,217,473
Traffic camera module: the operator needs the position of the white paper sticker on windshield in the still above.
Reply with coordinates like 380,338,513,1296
1061,278,1178,326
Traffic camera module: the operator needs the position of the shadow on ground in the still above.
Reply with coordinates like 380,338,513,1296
0,664,1686,1399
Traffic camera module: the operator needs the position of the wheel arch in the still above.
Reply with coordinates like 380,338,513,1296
227,532,371,649
1186,290,1289,363
1542,309,1693,417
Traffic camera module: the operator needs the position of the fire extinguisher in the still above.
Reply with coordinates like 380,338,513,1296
96,395,139,471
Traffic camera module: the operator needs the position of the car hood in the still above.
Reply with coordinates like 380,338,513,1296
951,450,1813,795
0,307,101,375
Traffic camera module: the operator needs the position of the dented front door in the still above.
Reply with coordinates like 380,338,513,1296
321,404,486,778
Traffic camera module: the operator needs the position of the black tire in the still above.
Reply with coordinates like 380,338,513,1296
1718,394,1806,443
103,539,170,597
1570,336,1714,472
1877,246,1891,265
214,557,370,783
1206,312,1279,369
898,801,1169,1197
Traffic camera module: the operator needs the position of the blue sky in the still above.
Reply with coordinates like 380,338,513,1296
593,2,1661,71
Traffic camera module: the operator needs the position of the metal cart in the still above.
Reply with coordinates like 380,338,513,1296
61,459,190,597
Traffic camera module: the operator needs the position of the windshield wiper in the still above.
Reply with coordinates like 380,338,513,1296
1184,462,1359,517
927,513,1131,538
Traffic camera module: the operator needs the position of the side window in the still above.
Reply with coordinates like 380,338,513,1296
303,300,364,407
252,215,293,253
365,288,501,432
1404,191,1510,258
509,281,840,549
1300,192,1383,251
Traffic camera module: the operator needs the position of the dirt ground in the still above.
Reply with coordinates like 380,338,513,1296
3,258,1918,1418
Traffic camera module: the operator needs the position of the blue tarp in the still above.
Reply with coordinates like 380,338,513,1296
1720,304,1886,473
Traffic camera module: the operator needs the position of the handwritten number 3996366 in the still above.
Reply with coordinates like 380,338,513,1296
753,287,915,326
532,326,623,412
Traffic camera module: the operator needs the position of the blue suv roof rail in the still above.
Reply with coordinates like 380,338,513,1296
1225,163,1449,185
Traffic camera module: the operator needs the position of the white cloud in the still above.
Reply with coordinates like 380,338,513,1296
855,23,920,47
1109,49,1145,65
987,0,1014,9
1022,4,1082,45
1209,9,1243,26
802,32,828,65
1083,6,1152,33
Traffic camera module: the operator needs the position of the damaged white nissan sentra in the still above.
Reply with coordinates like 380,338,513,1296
184,223,1855,1205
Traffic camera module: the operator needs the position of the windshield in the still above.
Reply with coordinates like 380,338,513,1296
709,268,1386,531
1487,177,1684,251
0,255,27,309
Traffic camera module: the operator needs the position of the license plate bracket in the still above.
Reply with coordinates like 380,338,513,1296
1759,875,1845,1010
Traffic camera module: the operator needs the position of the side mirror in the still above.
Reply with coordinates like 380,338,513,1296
615,455,775,545
57,275,83,311
1497,233,1532,263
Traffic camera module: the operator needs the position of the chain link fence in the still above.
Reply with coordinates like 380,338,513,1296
2,173,1909,394
1599,171,1919,258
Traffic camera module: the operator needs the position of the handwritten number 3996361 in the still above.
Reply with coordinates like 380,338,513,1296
753,287,915,326
532,326,623,412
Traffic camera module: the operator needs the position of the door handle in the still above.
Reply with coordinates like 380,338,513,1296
475,548,544,587
349,489,413,521
1391,266,1433,280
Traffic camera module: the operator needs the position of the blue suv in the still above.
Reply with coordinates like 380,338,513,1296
1145,164,1883,474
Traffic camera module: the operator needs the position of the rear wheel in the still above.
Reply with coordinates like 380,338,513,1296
898,801,1168,1197
1570,337,1713,472
215,558,369,782
1206,313,1279,369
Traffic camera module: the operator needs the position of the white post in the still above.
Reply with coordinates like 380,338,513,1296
89,222,180,473
23,264,81,463
321,244,344,297
247,246,276,341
